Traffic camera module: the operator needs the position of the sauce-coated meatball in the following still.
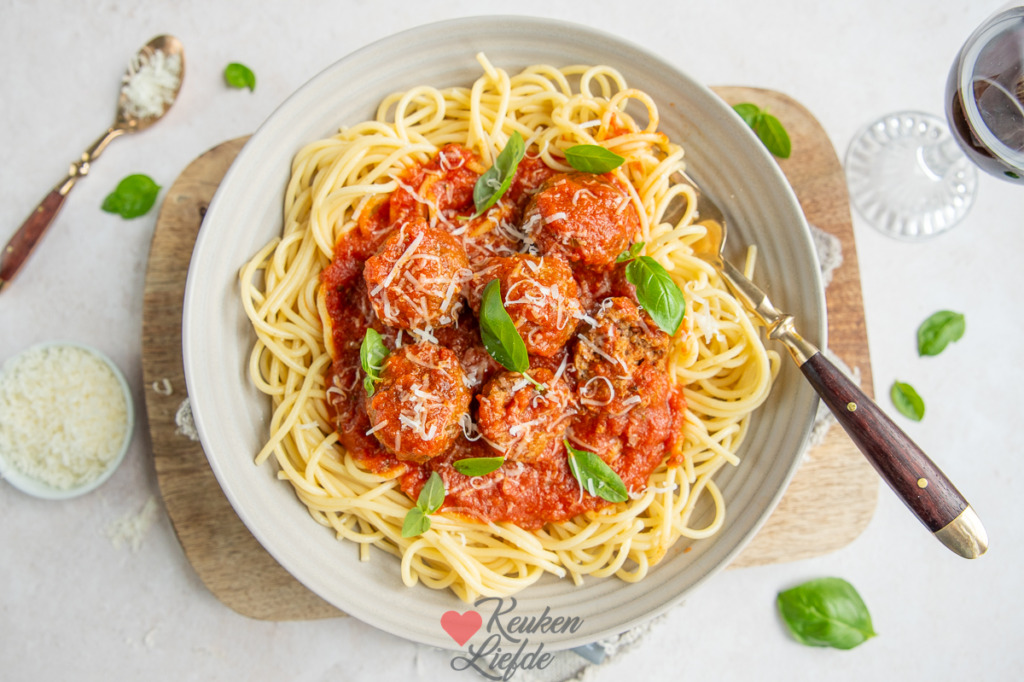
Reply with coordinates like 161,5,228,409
476,367,574,462
521,172,640,268
572,297,670,414
363,218,470,332
468,253,583,357
365,343,471,463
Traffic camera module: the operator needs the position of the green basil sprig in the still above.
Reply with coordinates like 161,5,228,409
360,328,389,396
917,310,965,357
401,471,446,538
564,440,628,503
777,577,877,650
479,279,528,372
890,380,925,421
615,241,644,264
732,103,791,159
453,456,505,477
617,248,686,335
565,144,625,174
224,62,256,91
101,174,161,219
473,131,525,217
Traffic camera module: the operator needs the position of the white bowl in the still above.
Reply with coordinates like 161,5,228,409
0,341,134,500
183,16,824,650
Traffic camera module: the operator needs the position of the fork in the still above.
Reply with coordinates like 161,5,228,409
682,173,988,559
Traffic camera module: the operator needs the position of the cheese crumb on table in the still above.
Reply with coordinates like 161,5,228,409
106,496,160,552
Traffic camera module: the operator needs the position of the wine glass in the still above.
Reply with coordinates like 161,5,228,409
845,4,1024,239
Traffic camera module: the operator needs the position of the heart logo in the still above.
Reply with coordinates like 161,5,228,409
440,610,482,646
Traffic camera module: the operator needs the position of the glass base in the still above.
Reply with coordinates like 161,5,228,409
845,111,978,240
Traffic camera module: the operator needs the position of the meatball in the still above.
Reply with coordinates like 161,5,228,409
572,261,637,311
520,172,640,268
433,311,502,391
467,253,583,357
572,297,670,414
365,343,471,463
567,363,678,464
476,367,574,462
363,218,471,333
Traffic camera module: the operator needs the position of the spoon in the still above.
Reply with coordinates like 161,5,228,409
684,174,988,559
0,34,184,293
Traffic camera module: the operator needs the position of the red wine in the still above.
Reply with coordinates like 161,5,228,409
946,6,1024,183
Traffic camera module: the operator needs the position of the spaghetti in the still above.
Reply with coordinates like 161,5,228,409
240,54,779,601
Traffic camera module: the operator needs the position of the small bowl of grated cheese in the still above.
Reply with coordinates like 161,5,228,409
0,342,134,500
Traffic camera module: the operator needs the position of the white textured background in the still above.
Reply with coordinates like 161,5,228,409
1,1,1021,680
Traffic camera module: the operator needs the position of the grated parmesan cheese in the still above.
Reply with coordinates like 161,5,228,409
121,49,182,120
174,399,199,441
0,344,130,491
106,495,159,552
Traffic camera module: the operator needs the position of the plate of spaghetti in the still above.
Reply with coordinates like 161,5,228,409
183,16,824,650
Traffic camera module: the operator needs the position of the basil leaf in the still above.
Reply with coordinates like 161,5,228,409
359,328,389,396
624,256,686,335
417,471,446,514
224,62,256,91
101,174,161,219
754,112,792,159
777,577,876,650
473,131,525,217
890,381,925,421
401,472,446,538
564,440,628,503
478,279,529,373
401,507,430,538
615,241,645,264
917,310,965,357
453,456,505,477
732,102,761,128
732,103,792,159
565,145,626,174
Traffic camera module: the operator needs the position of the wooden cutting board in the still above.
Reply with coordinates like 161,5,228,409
141,87,878,621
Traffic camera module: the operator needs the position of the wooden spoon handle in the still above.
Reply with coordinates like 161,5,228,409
799,350,987,557
0,185,70,291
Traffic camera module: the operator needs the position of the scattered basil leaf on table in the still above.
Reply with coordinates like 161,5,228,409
777,577,876,650
565,144,626,173
732,102,762,128
473,131,525,217
623,256,686,335
890,380,925,421
615,241,645,264
101,174,161,219
359,328,389,396
917,310,965,356
732,103,791,159
402,471,446,538
453,456,505,477
563,440,628,503
224,62,256,91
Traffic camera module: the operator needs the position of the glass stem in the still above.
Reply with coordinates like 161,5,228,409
917,136,966,181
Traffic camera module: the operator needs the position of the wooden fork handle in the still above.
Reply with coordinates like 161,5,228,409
799,350,987,558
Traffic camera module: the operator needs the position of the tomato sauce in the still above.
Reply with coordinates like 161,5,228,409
321,143,687,529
